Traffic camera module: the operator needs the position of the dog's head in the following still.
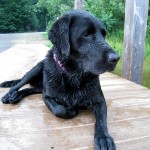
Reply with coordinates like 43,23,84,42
48,10,120,75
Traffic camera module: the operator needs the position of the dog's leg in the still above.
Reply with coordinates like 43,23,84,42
92,97,116,150
1,61,43,104
43,96,78,119
0,79,21,88
3,87,42,104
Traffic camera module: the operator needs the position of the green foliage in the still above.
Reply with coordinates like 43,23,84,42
36,0,125,32
143,59,150,88
106,29,124,57
146,15,150,39
42,32,52,47
0,0,39,33
35,4,48,31
84,0,125,32
59,4,72,15
0,0,149,36
36,0,73,31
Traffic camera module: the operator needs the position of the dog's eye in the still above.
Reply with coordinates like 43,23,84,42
82,28,95,38
101,29,107,37
82,30,91,37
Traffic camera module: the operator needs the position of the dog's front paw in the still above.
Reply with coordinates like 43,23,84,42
94,133,116,150
1,91,18,104
9,91,20,104
1,92,10,104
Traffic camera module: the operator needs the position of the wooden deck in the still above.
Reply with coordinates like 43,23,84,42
0,45,150,150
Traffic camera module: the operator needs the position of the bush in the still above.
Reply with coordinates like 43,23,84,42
36,0,125,32
84,0,125,32
36,0,74,31
0,0,39,33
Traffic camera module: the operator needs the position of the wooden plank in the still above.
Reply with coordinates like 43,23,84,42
0,46,150,149
122,0,149,84
117,136,150,150
0,127,94,150
1,85,150,124
0,44,48,83
1,91,150,149
0,115,150,149
103,88,150,99
0,106,150,135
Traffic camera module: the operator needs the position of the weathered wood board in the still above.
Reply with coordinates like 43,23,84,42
0,45,150,150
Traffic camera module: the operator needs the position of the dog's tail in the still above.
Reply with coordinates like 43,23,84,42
0,79,21,88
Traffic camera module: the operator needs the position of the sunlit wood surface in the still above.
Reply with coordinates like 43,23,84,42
0,45,150,150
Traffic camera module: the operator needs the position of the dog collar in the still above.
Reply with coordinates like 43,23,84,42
53,54,65,70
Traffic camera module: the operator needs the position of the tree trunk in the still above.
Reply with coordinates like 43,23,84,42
122,0,149,85
74,0,84,10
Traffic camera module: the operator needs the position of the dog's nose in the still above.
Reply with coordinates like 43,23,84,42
108,53,120,64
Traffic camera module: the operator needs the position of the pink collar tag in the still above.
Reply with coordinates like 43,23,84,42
53,54,65,70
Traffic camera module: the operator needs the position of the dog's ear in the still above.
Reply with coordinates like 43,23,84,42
48,14,71,59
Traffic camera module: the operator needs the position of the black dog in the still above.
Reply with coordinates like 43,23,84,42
0,10,119,150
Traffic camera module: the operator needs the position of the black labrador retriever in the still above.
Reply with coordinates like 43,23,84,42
0,10,119,150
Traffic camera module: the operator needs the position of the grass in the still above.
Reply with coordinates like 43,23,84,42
42,32,52,48
142,58,150,88
107,30,124,58
107,30,150,89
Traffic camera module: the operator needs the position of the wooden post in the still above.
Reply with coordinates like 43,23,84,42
74,0,84,10
122,0,149,85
